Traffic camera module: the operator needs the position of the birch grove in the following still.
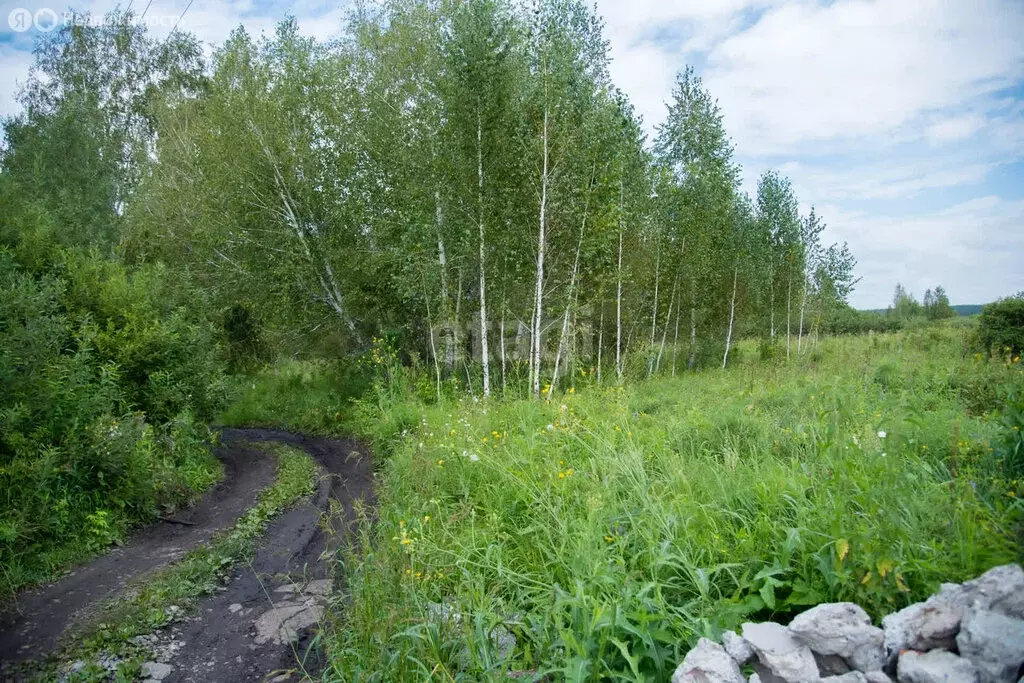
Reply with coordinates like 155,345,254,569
116,0,858,399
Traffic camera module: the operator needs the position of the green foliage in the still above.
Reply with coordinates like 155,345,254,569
974,293,1024,357
323,327,1021,680
0,249,225,596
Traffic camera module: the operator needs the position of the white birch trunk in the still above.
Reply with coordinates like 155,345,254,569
531,103,549,399
422,271,441,402
435,190,454,370
597,306,603,384
500,304,507,394
723,266,738,369
656,275,677,373
672,296,680,376
786,275,792,360
797,278,807,353
477,113,491,397
647,246,661,378
615,188,624,383
688,277,697,369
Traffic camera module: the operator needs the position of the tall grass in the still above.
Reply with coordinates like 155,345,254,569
234,327,1024,681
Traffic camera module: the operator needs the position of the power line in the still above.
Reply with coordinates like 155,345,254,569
139,0,154,21
171,0,194,33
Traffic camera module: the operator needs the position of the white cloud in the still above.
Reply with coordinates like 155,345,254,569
778,159,994,202
822,196,1024,307
706,0,1024,155
926,114,985,145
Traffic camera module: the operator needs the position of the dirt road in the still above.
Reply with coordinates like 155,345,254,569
0,428,374,682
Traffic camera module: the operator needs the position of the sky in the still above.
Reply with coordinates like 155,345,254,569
1,0,1022,309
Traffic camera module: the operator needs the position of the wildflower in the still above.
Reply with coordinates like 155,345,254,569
568,387,575,394
558,472,566,479
437,459,445,466
423,515,430,522
566,468,574,476
401,538,411,545
878,430,887,439
604,535,614,543
546,424,555,431
467,453,480,462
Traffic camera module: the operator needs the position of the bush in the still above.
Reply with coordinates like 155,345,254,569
0,249,224,595
974,294,1024,358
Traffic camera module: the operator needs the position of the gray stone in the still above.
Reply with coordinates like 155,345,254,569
671,638,746,683
141,662,173,681
750,675,762,683
790,603,885,672
955,609,1024,683
897,650,978,683
252,600,324,645
742,621,821,683
274,579,332,597
815,653,853,676
424,602,517,662
723,630,755,665
865,673,893,683
823,674,867,683
958,565,1024,620
882,597,962,662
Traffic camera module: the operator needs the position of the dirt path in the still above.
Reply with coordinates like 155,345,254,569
161,429,374,683
0,428,374,682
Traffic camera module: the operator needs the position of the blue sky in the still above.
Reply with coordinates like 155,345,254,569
2,0,1023,308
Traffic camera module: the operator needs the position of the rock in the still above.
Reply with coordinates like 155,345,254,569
865,673,893,683
882,596,962,662
823,674,868,683
141,661,173,681
955,609,1024,683
671,638,746,683
274,579,332,597
424,602,517,662
252,601,324,645
896,650,978,683
815,653,853,676
790,603,885,672
958,565,1024,620
742,621,821,683
750,675,762,683
228,603,242,614
883,565,1024,669
723,630,755,665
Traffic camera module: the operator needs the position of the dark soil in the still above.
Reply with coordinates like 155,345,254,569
163,429,374,683
0,428,375,682
0,440,278,664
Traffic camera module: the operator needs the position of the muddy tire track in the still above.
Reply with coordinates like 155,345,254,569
0,428,374,682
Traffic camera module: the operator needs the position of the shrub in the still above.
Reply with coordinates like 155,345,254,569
0,249,224,595
974,294,1024,358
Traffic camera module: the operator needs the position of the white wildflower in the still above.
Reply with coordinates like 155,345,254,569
878,430,887,439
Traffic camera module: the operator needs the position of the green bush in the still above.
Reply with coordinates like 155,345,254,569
0,249,224,595
975,294,1024,358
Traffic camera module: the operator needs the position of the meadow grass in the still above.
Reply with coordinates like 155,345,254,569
316,326,1022,681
